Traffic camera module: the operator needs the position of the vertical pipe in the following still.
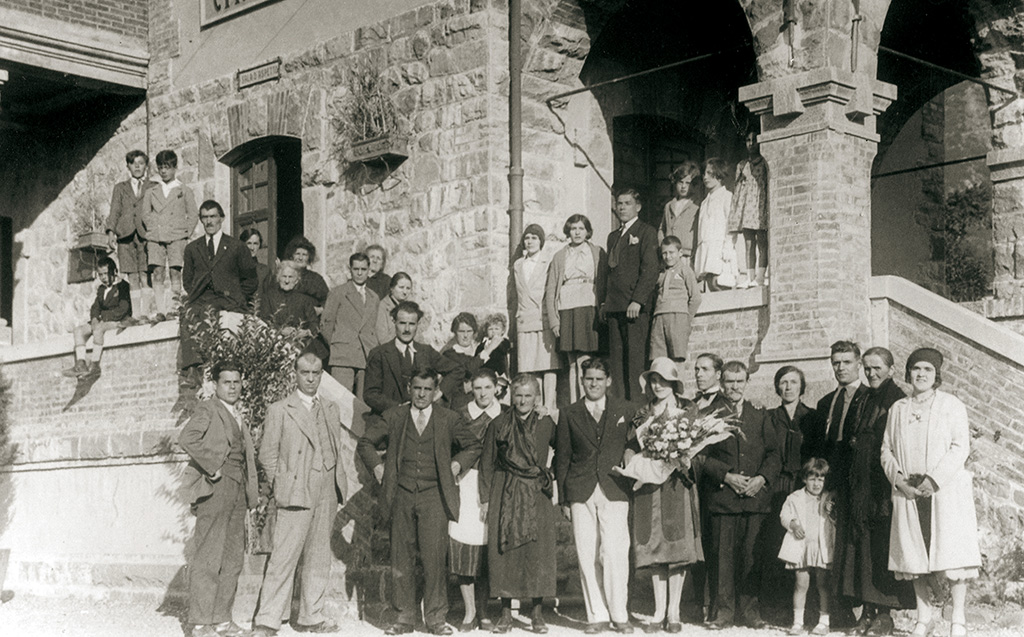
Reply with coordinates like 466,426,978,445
851,0,862,73
508,0,524,260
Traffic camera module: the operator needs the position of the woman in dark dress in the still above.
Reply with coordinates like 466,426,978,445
443,312,484,413
763,365,817,619
624,358,703,633
479,373,557,634
239,227,271,305
451,368,506,631
281,235,329,309
258,261,326,361
836,347,914,636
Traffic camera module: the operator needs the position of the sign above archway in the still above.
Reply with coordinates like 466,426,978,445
201,0,282,28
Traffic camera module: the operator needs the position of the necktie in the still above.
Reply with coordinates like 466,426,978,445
589,403,603,423
828,387,847,443
608,231,622,269
404,346,414,369
358,285,366,303
207,236,215,258
415,409,428,434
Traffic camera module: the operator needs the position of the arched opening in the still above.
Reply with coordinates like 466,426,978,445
580,1,757,221
219,135,303,262
871,0,993,302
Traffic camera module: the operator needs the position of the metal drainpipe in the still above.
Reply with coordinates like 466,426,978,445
851,0,862,73
508,0,524,261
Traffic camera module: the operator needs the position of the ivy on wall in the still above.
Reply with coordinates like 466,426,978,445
943,182,993,302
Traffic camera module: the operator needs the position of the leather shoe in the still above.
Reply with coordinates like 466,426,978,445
665,622,682,634
584,623,608,634
293,621,339,633
213,621,247,637
705,618,731,631
747,618,768,630
385,624,414,635
428,624,454,636
492,613,513,634
641,621,661,633
531,615,548,634
866,614,894,637
248,626,278,637
610,621,634,634
456,617,479,632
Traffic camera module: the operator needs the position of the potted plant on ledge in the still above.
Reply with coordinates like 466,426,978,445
72,180,111,253
335,61,408,168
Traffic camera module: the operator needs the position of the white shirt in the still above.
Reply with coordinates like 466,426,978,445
130,177,143,197
584,396,607,422
467,401,502,421
218,398,241,429
395,340,417,359
355,282,367,302
206,229,223,254
522,252,542,282
297,390,318,412
160,178,181,198
411,404,433,432
619,216,638,236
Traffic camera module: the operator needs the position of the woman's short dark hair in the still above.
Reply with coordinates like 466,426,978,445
239,228,263,246
282,235,317,263
471,367,499,386
450,312,478,335
801,458,830,480
904,361,942,388
774,365,807,396
563,214,593,240
703,157,730,182
390,271,412,290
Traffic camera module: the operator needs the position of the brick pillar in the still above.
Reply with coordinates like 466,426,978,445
739,68,896,364
987,147,1024,301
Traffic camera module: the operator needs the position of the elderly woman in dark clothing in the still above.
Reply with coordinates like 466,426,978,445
762,366,818,618
281,235,330,310
479,373,558,634
258,261,325,360
835,347,914,636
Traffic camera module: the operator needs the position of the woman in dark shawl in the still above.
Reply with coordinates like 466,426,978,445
479,373,557,634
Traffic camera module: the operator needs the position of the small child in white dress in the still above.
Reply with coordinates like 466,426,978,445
779,458,836,636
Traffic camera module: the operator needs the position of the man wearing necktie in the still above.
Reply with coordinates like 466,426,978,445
810,341,870,630
178,362,258,637
601,188,660,401
357,368,482,635
180,200,258,384
701,361,780,630
363,301,461,416
554,357,635,633
321,252,381,398
104,149,155,316
251,353,350,636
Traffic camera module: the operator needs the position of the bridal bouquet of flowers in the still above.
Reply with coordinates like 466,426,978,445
614,406,739,489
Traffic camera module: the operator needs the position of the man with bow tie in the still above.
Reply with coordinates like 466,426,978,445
250,353,349,636
179,200,258,383
602,187,659,401
357,367,482,635
555,357,635,633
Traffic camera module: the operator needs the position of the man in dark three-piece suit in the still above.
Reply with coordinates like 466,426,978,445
357,368,482,636
179,200,258,377
251,353,350,636
702,361,780,630
178,362,258,637
363,300,461,415
555,357,635,633
602,187,660,401
105,149,156,313
321,252,380,398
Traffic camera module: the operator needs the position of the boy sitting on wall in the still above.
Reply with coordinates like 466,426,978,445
141,149,198,321
63,257,132,378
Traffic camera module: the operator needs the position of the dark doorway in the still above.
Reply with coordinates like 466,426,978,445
227,137,303,263
613,115,705,228
0,217,11,328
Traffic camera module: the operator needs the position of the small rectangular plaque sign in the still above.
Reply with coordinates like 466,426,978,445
237,59,281,89
201,0,281,28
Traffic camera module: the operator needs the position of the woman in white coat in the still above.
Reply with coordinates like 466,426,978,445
881,348,980,637
513,224,559,410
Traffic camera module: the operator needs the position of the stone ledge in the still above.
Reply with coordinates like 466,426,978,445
0,320,179,364
870,275,1024,367
694,285,768,316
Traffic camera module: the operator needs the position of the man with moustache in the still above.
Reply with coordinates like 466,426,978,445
702,361,780,630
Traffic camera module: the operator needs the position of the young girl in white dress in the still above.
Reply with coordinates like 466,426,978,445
779,458,836,636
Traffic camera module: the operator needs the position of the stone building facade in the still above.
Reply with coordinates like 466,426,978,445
3,0,1024,613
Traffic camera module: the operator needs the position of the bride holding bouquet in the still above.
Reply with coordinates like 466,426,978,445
618,358,737,632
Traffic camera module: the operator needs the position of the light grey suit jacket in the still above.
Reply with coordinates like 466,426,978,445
260,390,350,508
321,281,380,368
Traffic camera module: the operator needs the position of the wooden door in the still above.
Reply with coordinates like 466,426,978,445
232,153,277,266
